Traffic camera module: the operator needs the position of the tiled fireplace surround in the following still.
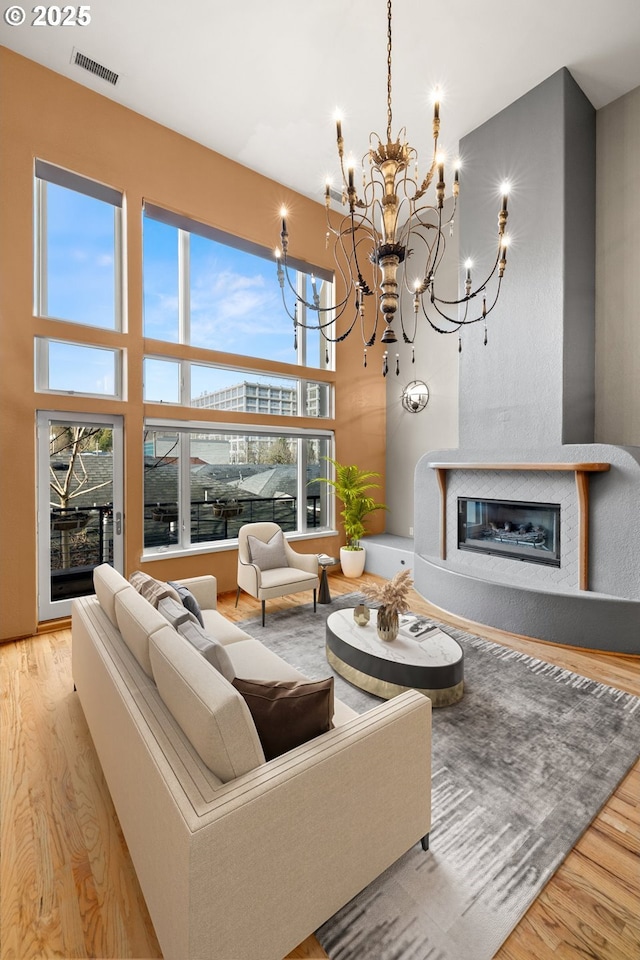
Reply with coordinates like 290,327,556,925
411,70,640,655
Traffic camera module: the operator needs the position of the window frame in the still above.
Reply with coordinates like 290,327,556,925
34,159,125,331
34,335,124,400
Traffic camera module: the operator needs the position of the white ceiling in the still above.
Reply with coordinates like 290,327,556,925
3,0,640,200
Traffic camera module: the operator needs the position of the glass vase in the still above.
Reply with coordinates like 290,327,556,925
376,605,399,642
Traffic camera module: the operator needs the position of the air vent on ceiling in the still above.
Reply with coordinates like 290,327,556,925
73,50,119,86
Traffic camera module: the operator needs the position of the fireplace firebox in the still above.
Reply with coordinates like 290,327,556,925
457,497,561,567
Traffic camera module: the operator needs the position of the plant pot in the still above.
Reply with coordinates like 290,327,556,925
376,605,399,642
51,512,90,532
340,545,366,578
212,502,243,519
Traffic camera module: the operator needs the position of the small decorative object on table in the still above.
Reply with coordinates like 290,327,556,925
361,568,414,642
353,604,370,626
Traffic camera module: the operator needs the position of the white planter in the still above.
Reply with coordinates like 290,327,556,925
340,546,366,578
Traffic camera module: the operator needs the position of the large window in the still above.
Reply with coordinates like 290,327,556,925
35,160,123,329
143,424,332,553
143,204,333,369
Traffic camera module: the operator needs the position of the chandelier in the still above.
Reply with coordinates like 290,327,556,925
276,0,510,376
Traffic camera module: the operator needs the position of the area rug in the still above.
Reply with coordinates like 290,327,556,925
239,594,640,960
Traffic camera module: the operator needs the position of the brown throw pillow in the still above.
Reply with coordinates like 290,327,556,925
231,676,334,760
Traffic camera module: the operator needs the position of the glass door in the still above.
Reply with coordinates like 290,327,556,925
37,412,124,621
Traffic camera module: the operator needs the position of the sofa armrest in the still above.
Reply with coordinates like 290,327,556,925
177,575,218,611
188,690,431,960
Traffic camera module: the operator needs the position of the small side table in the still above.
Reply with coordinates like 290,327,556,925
317,554,338,604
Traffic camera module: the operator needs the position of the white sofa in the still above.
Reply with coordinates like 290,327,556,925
72,563,432,960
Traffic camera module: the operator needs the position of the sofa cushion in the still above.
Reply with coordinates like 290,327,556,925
157,595,198,629
200,609,253,645
93,563,131,627
232,676,334,761
178,619,236,682
247,529,288,571
149,625,265,781
115,587,169,677
169,580,205,627
129,570,177,607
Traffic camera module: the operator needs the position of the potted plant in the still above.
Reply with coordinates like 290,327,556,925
361,568,414,641
317,458,387,578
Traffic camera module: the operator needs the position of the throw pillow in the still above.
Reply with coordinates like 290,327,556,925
231,676,334,761
247,530,289,571
129,570,172,608
168,581,205,627
157,595,198,629
177,619,236,683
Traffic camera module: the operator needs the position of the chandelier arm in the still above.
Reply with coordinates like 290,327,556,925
280,255,353,315
430,250,502,307
425,280,503,329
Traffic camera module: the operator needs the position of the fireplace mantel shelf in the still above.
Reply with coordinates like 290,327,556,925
427,462,611,472
429,462,611,590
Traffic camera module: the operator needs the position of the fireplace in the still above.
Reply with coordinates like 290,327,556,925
457,497,561,567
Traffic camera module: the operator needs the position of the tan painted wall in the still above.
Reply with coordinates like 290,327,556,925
0,47,386,640
595,84,640,444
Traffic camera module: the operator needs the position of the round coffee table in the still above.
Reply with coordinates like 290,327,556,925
326,608,464,706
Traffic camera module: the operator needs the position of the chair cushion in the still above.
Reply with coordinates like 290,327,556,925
149,626,265,781
177,619,236,682
231,676,335,761
168,580,205,627
247,529,289,571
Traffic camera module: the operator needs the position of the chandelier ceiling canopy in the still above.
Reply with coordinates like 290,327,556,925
276,0,511,376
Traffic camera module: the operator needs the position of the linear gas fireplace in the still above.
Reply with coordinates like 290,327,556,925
458,497,561,567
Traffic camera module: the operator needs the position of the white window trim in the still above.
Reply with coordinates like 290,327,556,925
34,335,124,400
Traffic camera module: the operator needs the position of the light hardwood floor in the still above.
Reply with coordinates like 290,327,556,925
1,573,638,960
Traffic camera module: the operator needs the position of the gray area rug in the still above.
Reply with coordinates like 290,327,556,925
240,594,640,960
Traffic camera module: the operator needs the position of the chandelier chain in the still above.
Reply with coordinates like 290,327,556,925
386,0,393,142
387,0,391,143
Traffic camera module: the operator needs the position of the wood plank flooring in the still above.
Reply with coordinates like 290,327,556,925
1,572,638,959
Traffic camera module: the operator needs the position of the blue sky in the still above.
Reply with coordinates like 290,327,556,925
44,183,326,398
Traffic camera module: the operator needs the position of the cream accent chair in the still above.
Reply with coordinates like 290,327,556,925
236,521,320,625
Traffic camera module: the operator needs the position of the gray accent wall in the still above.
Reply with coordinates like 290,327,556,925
458,68,595,450
408,69,640,653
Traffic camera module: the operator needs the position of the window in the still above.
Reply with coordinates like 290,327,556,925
143,203,333,369
35,160,123,330
35,337,122,398
143,423,332,553
143,358,332,417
